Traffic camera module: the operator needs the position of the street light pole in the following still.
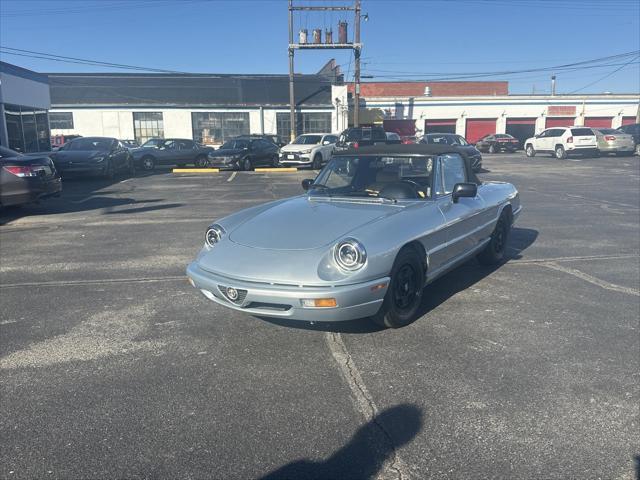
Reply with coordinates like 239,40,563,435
353,0,361,127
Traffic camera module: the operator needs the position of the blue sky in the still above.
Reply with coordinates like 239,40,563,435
1,0,639,94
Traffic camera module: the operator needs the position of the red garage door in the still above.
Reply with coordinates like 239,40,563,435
622,116,636,126
425,119,456,134
584,117,613,129
466,119,496,144
383,120,416,137
545,117,574,128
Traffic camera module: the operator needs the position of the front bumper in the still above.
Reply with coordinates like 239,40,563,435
279,152,312,166
56,163,105,175
187,262,388,322
207,156,240,170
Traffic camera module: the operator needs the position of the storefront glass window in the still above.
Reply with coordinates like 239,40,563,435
192,112,250,145
133,112,164,144
2,103,51,153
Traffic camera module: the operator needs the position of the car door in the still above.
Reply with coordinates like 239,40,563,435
116,141,128,168
178,140,196,163
434,153,486,266
535,129,552,152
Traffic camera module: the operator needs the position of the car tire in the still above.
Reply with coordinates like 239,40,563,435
555,145,567,159
103,160,115,180
635,144,640,156
312,153,322,170
489,144,497,154
195,155,208,168
271,154,278,167
525,144,536,157
370,247,424,329
127,156,136,177
477,211,510,266
141,156,155,171
242,157,252,171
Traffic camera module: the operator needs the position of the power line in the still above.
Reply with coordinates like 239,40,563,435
569,55,640,94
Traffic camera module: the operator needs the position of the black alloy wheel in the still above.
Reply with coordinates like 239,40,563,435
195,155,208,168
141,156,155,170
477,212,510,265
371,247,424,329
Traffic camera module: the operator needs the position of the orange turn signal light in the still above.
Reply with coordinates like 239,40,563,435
370,282,388,292
301,298,337,308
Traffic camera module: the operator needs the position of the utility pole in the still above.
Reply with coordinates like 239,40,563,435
353,0,361,127
288,0,296,142
288,1,362,140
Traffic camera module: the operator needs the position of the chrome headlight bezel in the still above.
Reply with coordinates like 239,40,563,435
205,224,226,248
333,238,367,272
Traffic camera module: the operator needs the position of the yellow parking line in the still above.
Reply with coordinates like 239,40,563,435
254,167,298,172
172,168,220,173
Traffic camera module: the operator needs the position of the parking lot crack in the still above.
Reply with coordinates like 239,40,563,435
325,332,409,480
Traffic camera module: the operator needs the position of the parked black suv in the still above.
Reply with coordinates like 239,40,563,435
334,126,390,152
207,137,279,171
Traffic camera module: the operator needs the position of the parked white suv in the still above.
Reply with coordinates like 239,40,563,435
525,127,598,159
278,133,338,169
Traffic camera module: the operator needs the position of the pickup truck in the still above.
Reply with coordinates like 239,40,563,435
333,126,392,152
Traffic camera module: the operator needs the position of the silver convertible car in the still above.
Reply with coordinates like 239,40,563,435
187,144,521,328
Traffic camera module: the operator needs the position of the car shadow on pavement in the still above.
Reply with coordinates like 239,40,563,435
259,404,422,480
260,227,538,334
0,170,177,225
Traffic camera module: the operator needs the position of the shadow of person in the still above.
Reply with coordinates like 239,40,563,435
259,404,422,480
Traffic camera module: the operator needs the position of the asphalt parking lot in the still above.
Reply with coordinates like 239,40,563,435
1,153,638,479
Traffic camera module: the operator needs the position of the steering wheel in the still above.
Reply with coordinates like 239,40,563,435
379,180,423,200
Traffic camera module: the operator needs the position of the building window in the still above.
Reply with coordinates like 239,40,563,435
276,112,332,139
133,112,164,144
3,103,51,153
191,112,250,145
49,112,74,130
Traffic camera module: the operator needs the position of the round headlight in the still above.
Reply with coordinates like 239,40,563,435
205,224,225,248
334,238,367,271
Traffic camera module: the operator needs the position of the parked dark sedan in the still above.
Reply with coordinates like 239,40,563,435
131,138,213,170
207,137,279,171
617,123,640,155
50,137,134,178
0,146,62,207
475,134,519,153
419,133,483,172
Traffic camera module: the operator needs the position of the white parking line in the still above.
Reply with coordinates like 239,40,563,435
227,171,237,182
541,262,640,296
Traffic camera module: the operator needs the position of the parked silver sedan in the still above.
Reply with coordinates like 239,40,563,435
187,144,521,328
594,128,636,156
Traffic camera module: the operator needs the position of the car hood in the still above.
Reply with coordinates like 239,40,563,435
52,150,108,162
280,144,319,153
228,195,402,250
208,148,245,157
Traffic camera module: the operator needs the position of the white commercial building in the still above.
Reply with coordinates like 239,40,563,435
47,63,348,146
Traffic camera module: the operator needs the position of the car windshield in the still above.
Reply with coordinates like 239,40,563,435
141,139,163,148
571,128,594,136
495,134,514,139
66,138,113,151
310,155,434,201
293,135,322,145
598,128,621,134
220,139,249,150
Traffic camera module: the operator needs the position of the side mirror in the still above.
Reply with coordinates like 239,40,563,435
301,178,314,191
452,183,477,203
322,140,330,145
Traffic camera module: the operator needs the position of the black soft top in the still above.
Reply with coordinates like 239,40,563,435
333,144,480,184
